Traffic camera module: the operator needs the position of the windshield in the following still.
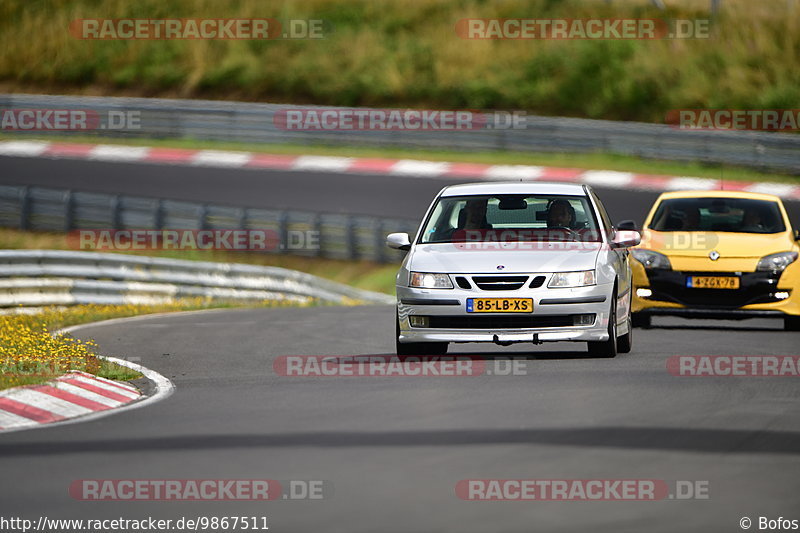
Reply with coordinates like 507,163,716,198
418,194,601,244
649,197,786,233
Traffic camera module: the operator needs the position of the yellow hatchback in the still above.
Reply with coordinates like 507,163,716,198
630,190,800,330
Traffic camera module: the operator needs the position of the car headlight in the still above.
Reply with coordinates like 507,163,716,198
756,251,798,272
548,270,596,288
631,249,672,270
409,272,453,289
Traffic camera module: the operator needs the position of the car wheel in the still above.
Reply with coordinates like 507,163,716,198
587,289,618,358
631,312,651,328
617,315,633,354
785,315,800,331
617,292,633,354
396,314,448,356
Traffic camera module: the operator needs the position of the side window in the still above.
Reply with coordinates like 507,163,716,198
590,191,614,238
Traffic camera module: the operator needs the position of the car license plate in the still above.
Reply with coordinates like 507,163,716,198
686,276,740,289
466,298,533,313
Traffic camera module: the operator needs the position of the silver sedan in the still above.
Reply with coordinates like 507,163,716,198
387,182,641,358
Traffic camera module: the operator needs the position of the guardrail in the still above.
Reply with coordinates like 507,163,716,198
0,185,417,264
0,250,394,308
2,93,799,174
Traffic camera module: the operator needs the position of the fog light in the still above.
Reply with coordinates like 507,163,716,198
775,291,790,300
410,316,429,328
573,314,595,326
636,288,652,298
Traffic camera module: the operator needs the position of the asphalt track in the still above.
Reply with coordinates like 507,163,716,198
0,308,798,532
3,155,799,224
1,155,799,531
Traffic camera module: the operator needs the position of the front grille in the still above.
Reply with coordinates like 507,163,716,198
472,276,529,291
646,270,783,308
424,314,594,329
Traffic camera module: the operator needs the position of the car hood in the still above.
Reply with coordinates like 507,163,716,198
639,230,795,258
408,242,601,273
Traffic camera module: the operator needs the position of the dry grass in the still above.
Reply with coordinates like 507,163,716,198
1,0,797,122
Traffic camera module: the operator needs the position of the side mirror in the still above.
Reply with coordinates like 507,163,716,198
611,230,641,248
616,220,638,231
795,230,800,241
386,232,411,251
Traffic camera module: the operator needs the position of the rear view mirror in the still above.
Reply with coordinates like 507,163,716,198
709,199,730,214
386,232,411,251
616,220,638,231
498,197,527,210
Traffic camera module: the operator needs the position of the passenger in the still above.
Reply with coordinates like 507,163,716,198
547,199,576,229
740,208,765,232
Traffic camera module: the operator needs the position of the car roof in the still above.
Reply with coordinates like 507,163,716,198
656,190,783,202
439,181,588,197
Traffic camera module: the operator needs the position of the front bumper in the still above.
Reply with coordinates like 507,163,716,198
631,262,800,318
397,281,614,344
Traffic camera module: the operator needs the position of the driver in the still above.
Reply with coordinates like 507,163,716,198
740,207,765,232
547,199,576,229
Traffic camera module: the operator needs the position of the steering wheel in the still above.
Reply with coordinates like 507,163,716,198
549,225,581,240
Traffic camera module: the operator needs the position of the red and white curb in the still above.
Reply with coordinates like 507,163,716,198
0,370,140,431
0,319,176,433
1,140,798,200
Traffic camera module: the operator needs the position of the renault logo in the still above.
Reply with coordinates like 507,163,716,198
709,251,720,261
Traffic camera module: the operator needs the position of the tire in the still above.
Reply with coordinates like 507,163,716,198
617,315,633,354
631,312,651,329
588,288,618,358
617,291,633,354
785,315,800,331
396,314,448,356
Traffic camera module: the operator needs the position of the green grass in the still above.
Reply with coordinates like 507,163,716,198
1,0,798,125
96,359,142,381
0,360,142,389
2,132,796,184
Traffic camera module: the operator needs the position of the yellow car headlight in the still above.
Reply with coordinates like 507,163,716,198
756,252,798,272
